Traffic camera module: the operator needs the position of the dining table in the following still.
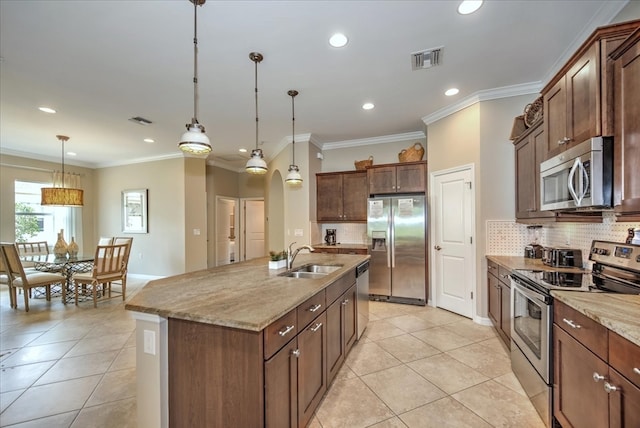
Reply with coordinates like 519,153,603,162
20,253,95,303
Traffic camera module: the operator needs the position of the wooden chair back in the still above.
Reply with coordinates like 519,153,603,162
112,237,133,268
92,244,128,280
16,241,50,255
0,242,28,283
98,237,114,245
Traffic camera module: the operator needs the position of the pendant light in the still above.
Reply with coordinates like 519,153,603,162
285,90,302,185
41,135,84,207
245,52,268,174
178,0,212,155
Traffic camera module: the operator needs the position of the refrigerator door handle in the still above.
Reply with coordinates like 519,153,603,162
389,203,395,269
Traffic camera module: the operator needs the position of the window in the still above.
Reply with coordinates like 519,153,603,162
14,181,79,244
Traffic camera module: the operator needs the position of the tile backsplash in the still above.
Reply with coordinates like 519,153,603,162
310,222,368,245
487,213,639,268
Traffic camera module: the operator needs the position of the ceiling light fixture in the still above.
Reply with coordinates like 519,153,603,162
143,138,155,143
178,0,212,156
38,106,56,114
362,102,375,110
458,0,483,15
329,33,348,48
285,90,302,185
245,52,268,175
41,135,84,207
445,88,459,96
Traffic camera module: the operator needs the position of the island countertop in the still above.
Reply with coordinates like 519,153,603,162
125,253,369,332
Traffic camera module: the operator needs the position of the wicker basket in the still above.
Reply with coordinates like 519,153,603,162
509,115,527,140
398,142,424,162
354,156,373,170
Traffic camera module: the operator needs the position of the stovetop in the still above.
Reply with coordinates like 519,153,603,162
512,269,598,294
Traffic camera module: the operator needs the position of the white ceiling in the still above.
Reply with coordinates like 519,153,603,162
0,1,632,170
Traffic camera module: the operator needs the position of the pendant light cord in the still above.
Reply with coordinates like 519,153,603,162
61,138,65,188
192,0,199,123
254,58,259,150
291,93,295,163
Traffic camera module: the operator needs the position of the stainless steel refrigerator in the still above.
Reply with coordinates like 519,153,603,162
367,195,426,304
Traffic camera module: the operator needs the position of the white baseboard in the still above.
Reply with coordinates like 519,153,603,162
474,315,493,326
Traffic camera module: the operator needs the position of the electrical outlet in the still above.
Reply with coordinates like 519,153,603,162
294,229,303,236
144,330,156,355
193,228,201,236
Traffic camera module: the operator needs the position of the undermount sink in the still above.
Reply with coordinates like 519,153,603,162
278,264,343,279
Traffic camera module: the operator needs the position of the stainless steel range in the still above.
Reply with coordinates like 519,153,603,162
509,240,640,427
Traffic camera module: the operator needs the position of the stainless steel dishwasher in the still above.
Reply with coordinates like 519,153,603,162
356,260,370,339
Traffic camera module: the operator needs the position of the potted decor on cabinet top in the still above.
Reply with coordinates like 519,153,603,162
269,250,287,269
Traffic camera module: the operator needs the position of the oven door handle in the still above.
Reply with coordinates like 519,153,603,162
510,276,551,305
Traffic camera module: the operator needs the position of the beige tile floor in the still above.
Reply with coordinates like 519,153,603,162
0,279,545,427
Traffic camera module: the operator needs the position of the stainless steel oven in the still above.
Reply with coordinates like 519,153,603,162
540,136,612,211
510,273,553,427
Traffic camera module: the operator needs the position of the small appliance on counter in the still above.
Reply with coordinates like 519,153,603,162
324,229,337,246
524,225,543,259
541,247,582,268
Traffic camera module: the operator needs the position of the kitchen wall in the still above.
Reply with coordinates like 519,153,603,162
0,154,96,251
487,214,640,268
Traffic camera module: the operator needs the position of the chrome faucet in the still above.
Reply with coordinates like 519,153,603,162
287,242,315,270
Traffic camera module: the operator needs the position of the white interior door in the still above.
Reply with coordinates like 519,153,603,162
431,165,475,318
243,199,265,261
215,197,237,266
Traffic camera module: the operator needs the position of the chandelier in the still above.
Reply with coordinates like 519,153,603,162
41,135,84,207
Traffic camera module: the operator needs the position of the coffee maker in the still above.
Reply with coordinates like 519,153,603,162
324,229,337,246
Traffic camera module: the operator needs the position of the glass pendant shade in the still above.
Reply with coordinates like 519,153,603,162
179,122,211,155
246,148,268,174
285,164,302,184
41,135,84,207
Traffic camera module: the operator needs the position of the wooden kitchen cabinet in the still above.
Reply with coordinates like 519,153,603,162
542,21,637,161
297,312,327,428
611,27,640,221
317,171,367,222
326,283,357,385
367,161,426,195
486,259,511,347
553,300,640,428
265,338,298,428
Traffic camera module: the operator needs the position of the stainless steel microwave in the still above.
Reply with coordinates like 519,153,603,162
539,137,613,211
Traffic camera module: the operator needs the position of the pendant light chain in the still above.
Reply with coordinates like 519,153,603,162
291,92,295,164
193,0,199,123
254,57,259,150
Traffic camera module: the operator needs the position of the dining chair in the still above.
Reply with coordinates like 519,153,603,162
98,237,114,245
110,237,133,297
16,241,50,271
72,243,128,307
0,247,14,308
0,242,65,311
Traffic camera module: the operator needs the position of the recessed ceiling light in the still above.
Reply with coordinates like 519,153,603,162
66,152,77,157
458,0,483,15
239,148,248,153
38,106,56,114
445,88,460,96
329,33,348,48
143,138,155,143
362,103,375,110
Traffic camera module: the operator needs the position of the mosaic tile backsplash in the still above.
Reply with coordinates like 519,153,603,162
486,213,640,268
310,222,368,245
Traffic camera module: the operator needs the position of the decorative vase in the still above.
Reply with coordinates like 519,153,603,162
269,260,287,270
53,229,68,258
67,237,79,258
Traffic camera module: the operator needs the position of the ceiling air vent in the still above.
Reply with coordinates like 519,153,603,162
128,116,153,126
411,47,443,71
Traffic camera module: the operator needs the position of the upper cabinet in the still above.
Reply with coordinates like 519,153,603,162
316,171,368,222
611,27,640,221
542,21,638,160
367,161,426,195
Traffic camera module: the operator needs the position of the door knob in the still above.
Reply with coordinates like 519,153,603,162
434,245,442,251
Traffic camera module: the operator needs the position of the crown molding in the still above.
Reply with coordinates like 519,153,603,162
322,131,425,150
421,82,542,125
0,148,96,169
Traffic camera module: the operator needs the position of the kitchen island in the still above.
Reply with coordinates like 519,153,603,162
126,253,369,428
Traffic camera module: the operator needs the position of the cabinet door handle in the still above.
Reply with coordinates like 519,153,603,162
593,372,605,382
341,299,349,305
562,318,581,329
291,349,300,357
310,322,323,332
557,137,572,145
308,304,322,312
604,381,618,393
434,245,442,251
278,325,295,337
634,368,640,376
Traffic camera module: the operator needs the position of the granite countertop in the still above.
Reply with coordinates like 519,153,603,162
125,253,369,332
551,291,640,347
312,243,368,250
486,255,586,273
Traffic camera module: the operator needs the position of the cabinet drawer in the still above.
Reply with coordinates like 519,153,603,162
487,259,499,276
554,300,608,360
326,271,356,305
297,290,326,330
312,247,340,254
609,331,640,389
264,309,298,359
339,248,368,255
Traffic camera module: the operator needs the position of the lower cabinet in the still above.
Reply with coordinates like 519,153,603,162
326,284,357,384
553,300,640,428
487,259,511,346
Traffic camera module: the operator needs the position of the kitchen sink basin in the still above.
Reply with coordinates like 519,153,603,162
278,264,343,279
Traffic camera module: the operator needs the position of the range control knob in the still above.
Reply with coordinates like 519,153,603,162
598,248,609,256
592,247,599,254
636,255,640,263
